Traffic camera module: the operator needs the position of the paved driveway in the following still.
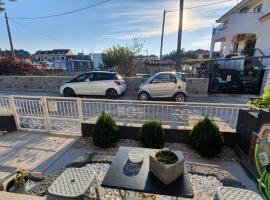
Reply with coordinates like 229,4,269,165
0,131,78,182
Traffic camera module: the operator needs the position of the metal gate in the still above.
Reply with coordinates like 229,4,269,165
8,96,81,134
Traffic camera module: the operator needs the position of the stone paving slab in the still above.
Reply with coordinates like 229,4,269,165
0,131,78,183
0,191,45,200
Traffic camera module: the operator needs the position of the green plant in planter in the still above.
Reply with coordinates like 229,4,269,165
189,117,224,158
14,168,28,187
141,121,165,149
155,150,178,164
248,86,270,109
93,112,119,148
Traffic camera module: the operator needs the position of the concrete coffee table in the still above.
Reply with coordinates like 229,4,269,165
101,146,194,199
47,168,95,200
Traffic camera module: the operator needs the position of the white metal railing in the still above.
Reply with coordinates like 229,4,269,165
0,95,249,133
0,96,10,114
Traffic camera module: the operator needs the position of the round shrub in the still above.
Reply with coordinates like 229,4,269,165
189,117,224,158
93,112,119,148
141,121,165,149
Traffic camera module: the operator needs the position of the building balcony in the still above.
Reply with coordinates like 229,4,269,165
213,24,227,42
212,12,264,42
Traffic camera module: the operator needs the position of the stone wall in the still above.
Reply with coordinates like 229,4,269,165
0,76,71,91
0,76,209,96
186,78,209,97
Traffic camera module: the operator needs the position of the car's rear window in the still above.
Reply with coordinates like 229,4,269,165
98,73,116,80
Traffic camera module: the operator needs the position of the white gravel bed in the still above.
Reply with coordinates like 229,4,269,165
81,163,222,200
74,138,238,162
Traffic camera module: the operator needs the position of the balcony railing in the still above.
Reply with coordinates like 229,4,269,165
230,48,265,57
213,24,226,35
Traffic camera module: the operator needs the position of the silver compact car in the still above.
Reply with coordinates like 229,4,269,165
138,72,187,102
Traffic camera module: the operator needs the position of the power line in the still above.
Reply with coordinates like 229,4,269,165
9,19,81,49
168,0,233,12
9,0,111,20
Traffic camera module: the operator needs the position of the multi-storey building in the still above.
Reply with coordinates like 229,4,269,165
210,0,270,65
33,49,74,62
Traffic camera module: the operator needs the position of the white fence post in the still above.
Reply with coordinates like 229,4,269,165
41,96,51,133
8,95,20,130
77,98,83,123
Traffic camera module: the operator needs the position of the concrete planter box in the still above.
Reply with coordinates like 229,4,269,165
149,151,184,185
236,109,270,155
81,122,237,146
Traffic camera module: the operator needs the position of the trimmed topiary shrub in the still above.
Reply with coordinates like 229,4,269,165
141,121,165,148
93,112,119,148
189,117,224,158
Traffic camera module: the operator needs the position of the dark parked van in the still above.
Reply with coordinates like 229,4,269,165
207,56,265,94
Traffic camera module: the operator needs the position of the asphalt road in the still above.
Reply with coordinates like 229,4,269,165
0,88,256,104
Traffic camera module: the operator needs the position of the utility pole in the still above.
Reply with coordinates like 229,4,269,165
5,12,15,59
159,10,166,72
145,50,149,60
176,0,184,71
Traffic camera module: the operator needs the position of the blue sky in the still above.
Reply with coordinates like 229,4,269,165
0,0,238,55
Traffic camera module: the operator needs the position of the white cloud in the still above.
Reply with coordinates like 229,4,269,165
99,0,238,39
187,38,212,49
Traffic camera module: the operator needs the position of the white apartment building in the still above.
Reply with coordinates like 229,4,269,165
33,49,74,62
210,0,270,65
32,49,74,70
91,53,103,69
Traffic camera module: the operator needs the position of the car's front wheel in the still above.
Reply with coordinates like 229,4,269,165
174,92,186,102
106,89,118,99
138,92,150,101
63,88,75,97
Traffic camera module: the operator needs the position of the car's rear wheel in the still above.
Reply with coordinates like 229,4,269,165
63,88,75,97
106,89,118,99
138,92,150,101
174,92,186,102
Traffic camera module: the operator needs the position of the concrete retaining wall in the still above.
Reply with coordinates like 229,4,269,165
0,76,209,96
236,109,270,155
81,122,237,146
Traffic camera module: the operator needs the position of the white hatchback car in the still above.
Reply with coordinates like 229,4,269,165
138,72,187,102
60,71,127,99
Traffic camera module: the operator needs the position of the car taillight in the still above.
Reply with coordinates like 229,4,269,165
114,80,121,85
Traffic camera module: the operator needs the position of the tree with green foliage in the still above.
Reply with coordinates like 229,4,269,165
0,0,18,12
163,50,198,62
249,86,270,109
0,0,5,12
102,39,143,76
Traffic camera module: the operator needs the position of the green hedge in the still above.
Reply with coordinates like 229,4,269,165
141,121,164,149
189,117,224,158
93,112,119,148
